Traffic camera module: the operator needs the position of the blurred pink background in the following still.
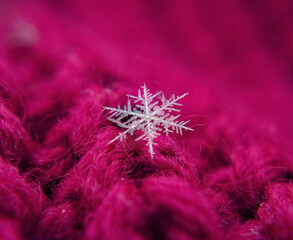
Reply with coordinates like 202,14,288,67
1,0,293,151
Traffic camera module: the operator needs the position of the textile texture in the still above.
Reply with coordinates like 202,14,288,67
0,0,293,239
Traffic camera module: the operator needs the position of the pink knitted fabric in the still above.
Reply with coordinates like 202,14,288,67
0,0,293,239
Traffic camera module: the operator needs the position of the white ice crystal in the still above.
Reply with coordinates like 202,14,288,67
104,84,193,158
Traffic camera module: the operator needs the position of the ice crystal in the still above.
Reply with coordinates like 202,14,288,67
104,84,193,158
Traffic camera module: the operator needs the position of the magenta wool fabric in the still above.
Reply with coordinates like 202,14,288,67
1,0,293,239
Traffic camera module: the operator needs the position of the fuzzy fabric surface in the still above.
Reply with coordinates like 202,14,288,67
1,0,293,239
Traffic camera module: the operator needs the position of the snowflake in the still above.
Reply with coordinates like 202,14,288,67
103,84,193,158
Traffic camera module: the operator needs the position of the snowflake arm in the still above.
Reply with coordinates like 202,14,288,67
150,115,194,136
153,92,188,115
103,84,193,158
